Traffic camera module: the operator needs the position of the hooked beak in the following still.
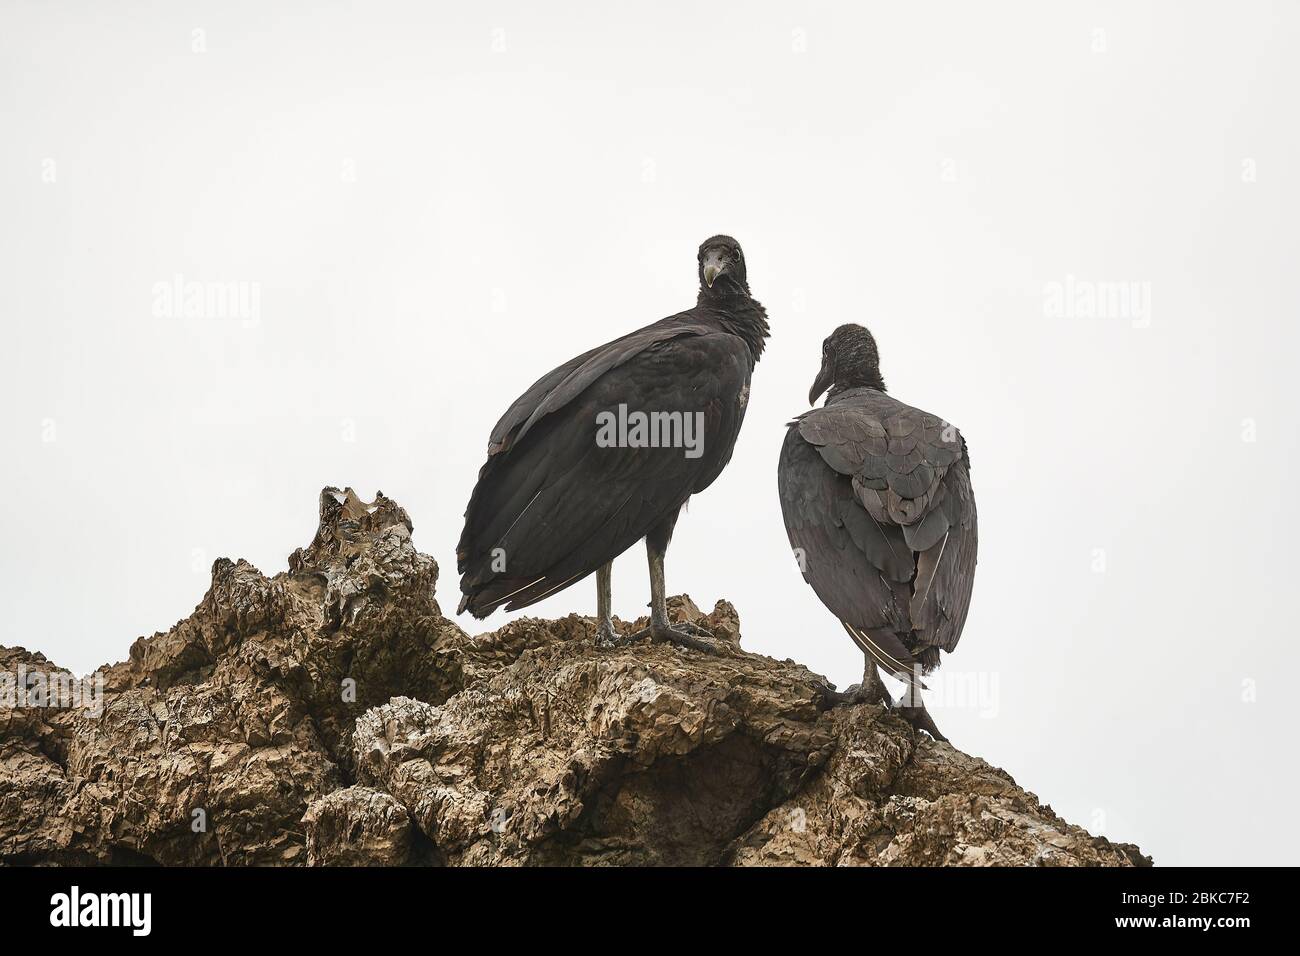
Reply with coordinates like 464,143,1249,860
702,249,727,288
808,355,834,406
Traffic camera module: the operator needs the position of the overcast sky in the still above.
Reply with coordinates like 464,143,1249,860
3,1,1297,865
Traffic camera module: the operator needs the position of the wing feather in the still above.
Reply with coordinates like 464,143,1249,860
459,329,752,616
780,387,978,667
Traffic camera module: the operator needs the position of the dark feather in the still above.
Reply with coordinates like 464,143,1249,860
458,261,769,618
778,385,978,675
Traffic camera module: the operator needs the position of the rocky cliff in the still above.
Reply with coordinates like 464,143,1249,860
0,489,1149,867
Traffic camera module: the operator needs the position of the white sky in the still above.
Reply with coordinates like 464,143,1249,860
3,1,1297,865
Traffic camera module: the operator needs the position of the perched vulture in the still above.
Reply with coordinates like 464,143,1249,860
777,323,977,739
457,236,769,651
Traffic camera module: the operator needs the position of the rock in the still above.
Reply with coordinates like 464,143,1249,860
0,488,1150,867
303,787,413,866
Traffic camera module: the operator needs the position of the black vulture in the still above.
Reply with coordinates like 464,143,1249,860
777,323,977,740
457,236,769,651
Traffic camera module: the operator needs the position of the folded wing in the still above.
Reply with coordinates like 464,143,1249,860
459,325,753,617
778,389,977,666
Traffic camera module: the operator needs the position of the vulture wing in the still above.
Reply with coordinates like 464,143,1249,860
458,323,752,617
485,313,711,454
779,388,977,665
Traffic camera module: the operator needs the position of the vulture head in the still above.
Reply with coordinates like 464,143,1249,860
809,323,887,406
697,235,748,295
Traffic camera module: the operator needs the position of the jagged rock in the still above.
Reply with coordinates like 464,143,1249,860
303,787,413,866
0,488,1150,867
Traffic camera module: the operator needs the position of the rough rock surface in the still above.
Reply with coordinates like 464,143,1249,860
0,489,1150,867
302,786,413,866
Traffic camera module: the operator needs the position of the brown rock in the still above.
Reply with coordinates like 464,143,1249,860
303,786,413,866
0,488,1150,867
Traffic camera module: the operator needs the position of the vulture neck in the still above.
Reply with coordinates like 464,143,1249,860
697,286,770,364
828,376,887,401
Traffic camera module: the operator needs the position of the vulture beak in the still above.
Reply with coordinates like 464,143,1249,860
701,250,727,288
809,355,834,406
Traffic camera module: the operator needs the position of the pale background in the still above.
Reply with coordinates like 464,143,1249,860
3,1,1296,865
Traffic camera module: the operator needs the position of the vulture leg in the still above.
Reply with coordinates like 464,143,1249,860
893,670,948,742
593,562,617,646
827,654,892,706
622,513,718,654
860,658,891,704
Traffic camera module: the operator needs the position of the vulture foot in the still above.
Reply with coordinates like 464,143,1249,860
593,620,620,648
622,622,719,655
825,682,948,742
893,702,948,743
826,682,891,708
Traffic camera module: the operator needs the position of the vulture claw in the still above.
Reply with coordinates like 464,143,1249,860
825,681,891,708
674,620,715,639
623,623,720,655
893,702,948,743
593,620,620,648
825,678,947,743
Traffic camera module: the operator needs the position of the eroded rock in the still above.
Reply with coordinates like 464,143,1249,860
0,488,1150,867
303,786,413,866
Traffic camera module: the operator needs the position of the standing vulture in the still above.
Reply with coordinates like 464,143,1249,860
777,323,977,740
457,236,769,651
